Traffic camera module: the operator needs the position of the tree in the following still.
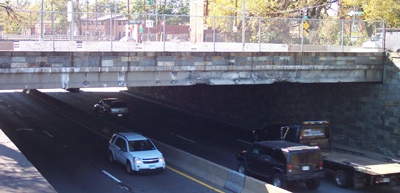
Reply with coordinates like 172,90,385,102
342,0,400,28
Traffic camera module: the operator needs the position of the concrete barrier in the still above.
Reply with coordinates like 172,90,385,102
224,170,245,193
241,176,291,193
152,140,291,193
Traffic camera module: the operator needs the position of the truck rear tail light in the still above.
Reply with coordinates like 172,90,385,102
319,161,323,169
127,109,129,113
288,164,292,172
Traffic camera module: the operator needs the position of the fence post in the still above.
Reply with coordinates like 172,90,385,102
213,16,215,52
301,19,304,52
259,17,261,52
110,13,113,51
382,20,385,52
163,14,166,52
341,20,344,52
52,11,55,51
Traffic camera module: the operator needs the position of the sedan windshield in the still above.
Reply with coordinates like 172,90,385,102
128,140,156,151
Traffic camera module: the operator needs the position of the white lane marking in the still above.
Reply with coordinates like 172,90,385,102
43,130,54,138
171,119,186,124
128,117,134,121
237,139,252,145
102,170,121,183
176,135,196,143
16,128,33,131
15,111,23,117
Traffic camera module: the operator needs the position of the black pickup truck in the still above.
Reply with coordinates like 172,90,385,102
236,140,324,190
262,121,400,189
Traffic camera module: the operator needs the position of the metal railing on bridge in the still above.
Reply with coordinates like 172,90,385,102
0,9,385,52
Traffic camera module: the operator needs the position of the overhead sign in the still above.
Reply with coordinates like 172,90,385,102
146,20,153,28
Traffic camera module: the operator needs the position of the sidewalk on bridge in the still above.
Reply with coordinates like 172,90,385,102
0,129,57,193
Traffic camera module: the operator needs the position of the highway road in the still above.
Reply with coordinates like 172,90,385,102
0,91,226,193
1,89,399,193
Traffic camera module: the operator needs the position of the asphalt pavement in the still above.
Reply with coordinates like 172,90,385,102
0,129,56,193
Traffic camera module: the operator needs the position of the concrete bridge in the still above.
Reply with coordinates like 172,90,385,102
0,51,384,90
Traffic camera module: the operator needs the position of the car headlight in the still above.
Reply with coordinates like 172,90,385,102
159,156,164,163
134,157,142,164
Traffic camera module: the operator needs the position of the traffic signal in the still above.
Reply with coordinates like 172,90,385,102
300,9,309,19
148,0,151,4
304,9,309,19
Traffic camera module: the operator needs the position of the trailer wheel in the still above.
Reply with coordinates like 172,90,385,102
335,170,352,188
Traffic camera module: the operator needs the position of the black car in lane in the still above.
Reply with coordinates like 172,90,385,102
252,124,287,142
236,140,324,190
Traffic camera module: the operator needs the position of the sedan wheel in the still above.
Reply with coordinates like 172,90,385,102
126,161,133,174
108,151,115,164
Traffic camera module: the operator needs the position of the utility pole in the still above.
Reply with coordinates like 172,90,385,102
234,0,237,43
95,0,98,33
242,0,245,51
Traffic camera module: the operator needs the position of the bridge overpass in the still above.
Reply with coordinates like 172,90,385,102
0,51,384,90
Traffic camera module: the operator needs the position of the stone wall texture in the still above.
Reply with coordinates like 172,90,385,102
129,53,400,157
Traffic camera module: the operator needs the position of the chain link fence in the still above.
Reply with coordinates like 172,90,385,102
0,9,385,52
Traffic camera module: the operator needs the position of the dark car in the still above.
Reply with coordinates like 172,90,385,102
280,121,332,150
236,141,324,190
94,98,129,118
252,124,287,142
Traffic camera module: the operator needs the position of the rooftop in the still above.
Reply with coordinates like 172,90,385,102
118,132,147,141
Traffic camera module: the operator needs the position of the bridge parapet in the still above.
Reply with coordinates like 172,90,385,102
0,51,384,90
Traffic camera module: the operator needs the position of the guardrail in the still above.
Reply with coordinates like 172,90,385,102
0,9,385,52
